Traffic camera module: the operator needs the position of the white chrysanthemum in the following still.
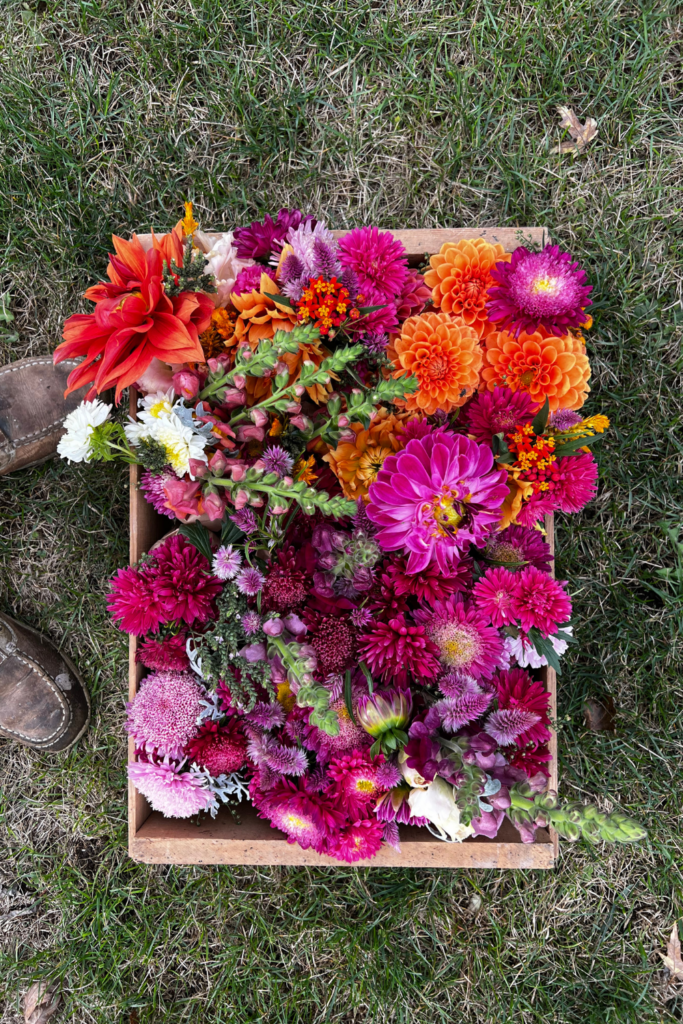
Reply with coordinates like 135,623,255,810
138,390,175,419
504,627,572,669
154,412,208,476
57,400,112,463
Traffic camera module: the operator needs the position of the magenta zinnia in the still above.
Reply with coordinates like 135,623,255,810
126,670,204,759
552,452,598,513
358,616,440,686
337,226,409,301
366,433,509,573
463,386,538,445
511,566,572,637
487,244,593,338
128,759,214,818
414,595,504,681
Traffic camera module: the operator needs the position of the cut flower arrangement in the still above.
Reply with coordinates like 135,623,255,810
56,207,646,861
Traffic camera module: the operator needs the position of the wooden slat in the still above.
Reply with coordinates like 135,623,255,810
545,512,560,861
332,226,548,262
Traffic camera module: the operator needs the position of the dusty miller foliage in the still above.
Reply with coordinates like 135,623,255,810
196,584,270,713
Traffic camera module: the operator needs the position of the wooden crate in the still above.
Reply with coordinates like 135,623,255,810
128,226,558,867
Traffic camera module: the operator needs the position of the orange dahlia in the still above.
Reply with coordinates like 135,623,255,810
391,311,483,415
231,273,296,345
423,238,509,339
481,327,591,412
323,407,413,500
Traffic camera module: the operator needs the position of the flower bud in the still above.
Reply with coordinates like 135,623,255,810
188,458,209,479
234,488,250,509
294,385,306,397
232,374,247,390
283,612,306,635
249,407,269,428
263,617,284,637
172,370,200,400
290,414,313,432
285,401,301,414
337,415,349,428
238,642,266,663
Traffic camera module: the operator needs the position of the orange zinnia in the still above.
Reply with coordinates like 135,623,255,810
481,327,591,412
323,407,413,501
391,311,483,415
231,273,296,345
424,238,509,339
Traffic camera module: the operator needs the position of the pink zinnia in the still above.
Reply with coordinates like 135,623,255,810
337,226,409,301
232,264,266,297
511,566,571,637
472,567,519,627
487,244,593,338
136,632,190,671
108,564,166,636
329,818,384,863
126,670,204,759
484,708,541,746
358,614,440,686
552,452,598,513
128,759,214,818
152,536,222,626
484,524,552,572
463,387,538,445
496,667,551,747
414,595,504,681
328,749,386,818
367,433,509,573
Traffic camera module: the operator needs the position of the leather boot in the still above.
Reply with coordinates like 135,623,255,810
0,613,90,751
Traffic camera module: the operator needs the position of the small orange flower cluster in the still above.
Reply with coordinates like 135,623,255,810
506,423,557,493
295,276,357,335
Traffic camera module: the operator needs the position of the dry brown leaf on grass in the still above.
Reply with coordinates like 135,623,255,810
23,981,61,1024
660,923,683,997
552,106,598,155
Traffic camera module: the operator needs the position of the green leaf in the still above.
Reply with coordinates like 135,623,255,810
263,291,295,310
356,302,387,314
179,523,214,563
221,518,245,547
358,660,374,694
552,434,602,457
527,626,562,674
531,396,550,435
343,670,357,724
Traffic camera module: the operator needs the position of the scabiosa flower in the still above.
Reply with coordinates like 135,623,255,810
361,331,389,356
262,445,294,479
186,719,247,775
328,749,386,818
108,564,166,636
234,208,311,260
358,616,440,686
308,614,356,675
484,708,541,746
254,777,345,850
496,668,551,747
337,226,408,301
472,567,520,627
385,554,473,607
128,759,214,818
235,566,265,596
414,596,504,681
230,507,258,535
212,544,242,580
330,818,384,863
487,244,593,338
136,631,190,672
434,691,494,731
231,264,264,297
552,452,598,513
241,610,262,635
463,387,538,445
140,468,177,519
126,670,204,759
151,536,222,626
484,524,552,572
511,566,571,637
367,433,509,574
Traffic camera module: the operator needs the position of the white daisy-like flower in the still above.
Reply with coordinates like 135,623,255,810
154,412,208,477
57,399,112,463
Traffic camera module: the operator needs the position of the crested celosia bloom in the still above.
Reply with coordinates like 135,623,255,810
337,226,408,301
139,468,178,519
328,749,386,818
484,524,552,572
414,595,504,681
323,407,412,501
484,708,540,746
136,631,190,672
126,670,204,759
152,536,222,626
128,759,215,818
551,452,598,513
511,566,572,636
212,544,242,581
391,312,483,415
463,387,538,445
366,433,509,573
495,667,551,747
481,326,591,412
472,567,520,627
487,244,593,338
358,617,440,686
423,238,509,338
330,818,385,863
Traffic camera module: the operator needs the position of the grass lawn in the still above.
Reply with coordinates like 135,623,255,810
1,0,682,1021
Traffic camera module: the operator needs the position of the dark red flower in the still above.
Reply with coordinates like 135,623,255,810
496,668,551,747
186,719,247,775
384,554,473,607
151,535,222,627
305,612,356,675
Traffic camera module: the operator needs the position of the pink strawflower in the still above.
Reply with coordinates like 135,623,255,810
367,433,509,573
140,468,177,519
337,226,409,301
414,595,504,681
126,670,204,759
358,614,440,686
128,759,214,818
328,749,386,818
484,708,540,746
496,667,551,747
463,387,538,445
254,777,345,851
516,492,557,527
235,566,265,596
213,544,242,580
136,632,190,671
552,452,598,513
487,244,593,338
484,524,552,572
108,565,166,636
472,567,519,627
152,536,222,626
329,818,384,863
186,719,247,775
434,691,493,731
395,269,432,321
511,566,572,637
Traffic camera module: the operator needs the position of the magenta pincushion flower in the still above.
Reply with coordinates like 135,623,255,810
511,566,572,637
358,615,440,686
140,468,177,519
484,708,541,746
328,749,386,818
126,670,204,759
186,719,247,775
212,544,242,581
487,244,593,338
262,445,294,479
330,818,384,863
338,226,409,301
484,524,552,572
136,631,190,672
367,433,509,573
108,565,165,636
472,567,520,627
152,536,222,626
128,759,214,818
414,595,504,681
463,387,538,445
552,453,598,513
496,667,551,747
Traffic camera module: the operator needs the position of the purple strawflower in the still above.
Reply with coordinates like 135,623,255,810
434,692,493,731
212,544,242,580
487,244,593,338
232,264,264,297
128,759,214,818
233,208,312,260
126,670,205,759
484,708,541,746
338,226,409,301
361,332,389,356
230,507,258,535
241,610,262,634
262,445,294,479
464,387,538,445
549,409,584,431
484,524,552,573
235,566,265,596
140,468,177,519
244,701,285,730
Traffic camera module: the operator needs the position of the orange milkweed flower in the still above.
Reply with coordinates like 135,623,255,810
481,327,591,412
391,311,483,415
423,238,510,339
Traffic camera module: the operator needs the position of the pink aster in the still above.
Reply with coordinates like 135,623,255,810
152,536,222,626
358,614,440,686
108,564,166,636
496,667,551,747
463,387,538,445
329,818,384,863
254,777,346,851
414,595,504,681
337,226,409,301
128,759,214,818
367,433,509,574
552,452,598,513
487,244,593,338
472,567,519,627
126,670,204,759
484,708,541,746
328,749,386,818
136,631,190,672
511,566,572,637
484,524,552,572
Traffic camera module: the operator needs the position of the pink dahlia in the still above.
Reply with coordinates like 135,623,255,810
328,749,386,818
395,269,432,322
140,468,177,519
511,566,571,637
185,719,247,775
354,285,400,337
136,631,190,671
484,524,552,573
329,818,384,863
108,564,166,636
552,452,598,513
337,226,409,301
231,264,265,297
152,536,222,626
487,244,593,338
506,742,552,778
358,614,440,686
414,595,504,681
128,759,214,818
367,433,509,573
254,777,345,851
472,567,519,627
126,670,204,759
496,667,551,747
384,553,472,607
484,708,541,746
233,208,312,260
463,387,538,445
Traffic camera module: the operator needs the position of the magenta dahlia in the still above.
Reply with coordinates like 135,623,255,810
186,719,247,775
414,595,504,681
358,614,440,686
366,433,509,573
384,553,472,607
128,759,214,818
552,452,598,513
496,667,551,747
487,244,593,338
233,208,312,260
472,567,519,627
328,749,386,818
506,742,552,778
136,631,190,672
354,285,399,337
516,491,557,527
329,818,384,863
395,269,432,322
463,387,538,445
337,226,408,301
140,468,177,519
126,670,204,759
152,536,222,626
484,524,552,572
108,564,166,636
511,566,572,637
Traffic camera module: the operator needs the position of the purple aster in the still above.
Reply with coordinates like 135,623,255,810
128,759,214,818
212,544,242,580
126,670,205,760
484,524,552,572
549,409,584,431
463,387,538,445
338,226,409,301
262,445,294,479
434,692,493,731
241,610,262,634
235,566,265,596
231,264,264,297
140,468,177,519
487,244,593,338
484,708,541,746
230,507,258,535
233,208,313,260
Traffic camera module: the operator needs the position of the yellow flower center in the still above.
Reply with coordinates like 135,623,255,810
355,779,375,794
531,275,559,295
519,369,536,387
432,492,468,536
285,813,307,829
149,398,173,418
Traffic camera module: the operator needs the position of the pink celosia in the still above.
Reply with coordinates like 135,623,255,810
434,691,493,731
358,615,440,686
329,818,385,863
552,452,598,513
484,524,552,572
367,433,509,573
484,708,541,746
511,566,572,637
472,567,520,627
126,670,204,759
463,387,538,445
337,226,409,301
136,631,190,671
128,759,214,818
152,536,222,626
495,667,551,747
414,595,504,681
